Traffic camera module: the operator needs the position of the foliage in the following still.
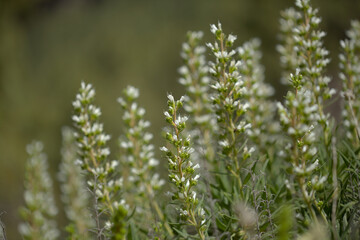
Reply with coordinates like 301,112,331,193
15,0,360,239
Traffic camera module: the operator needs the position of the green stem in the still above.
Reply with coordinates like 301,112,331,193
150,196,174,237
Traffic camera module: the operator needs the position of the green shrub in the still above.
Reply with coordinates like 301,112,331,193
16,0,360,239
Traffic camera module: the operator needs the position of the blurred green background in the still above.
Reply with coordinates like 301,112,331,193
0,0,359,238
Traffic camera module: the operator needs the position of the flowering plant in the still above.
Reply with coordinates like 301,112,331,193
14,0,360,239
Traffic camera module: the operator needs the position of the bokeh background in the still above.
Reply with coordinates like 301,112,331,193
0,0,359,238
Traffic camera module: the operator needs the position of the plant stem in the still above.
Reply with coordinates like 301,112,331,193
147,185,174,237
92,176,103,240
0,212,7,240
331,136,339,240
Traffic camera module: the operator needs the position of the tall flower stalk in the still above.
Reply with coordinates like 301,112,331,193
58,127,93,239
117,86,173,237
178,31,215,165
339,20,360,148
237,38,279,237
207,22,253,193
72,82,127,240
13,2,360,238
278,0,336,145
161,94,206,239
178,31,225,238
237,38,279,155
277,7,301,84
338,20,360,238
277,0,336,226
19,141,59,240
277,71,328,224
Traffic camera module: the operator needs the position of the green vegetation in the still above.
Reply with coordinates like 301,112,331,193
1,0,359,239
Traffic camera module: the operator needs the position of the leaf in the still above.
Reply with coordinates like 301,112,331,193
172,227,189,238
126,221,140,240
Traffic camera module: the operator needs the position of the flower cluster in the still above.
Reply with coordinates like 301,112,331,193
58,127,93,238
178,31,213,127
237,38,279,152
118,86,164,196
339,24,360,234
117,86,172,237
277,71,327,221
72,82,126,239
277,7,302,83
72,83,111,168
293,0,334,96
178,30,217,175
207,22,252,189
19,141,59,240
339,20,360,146
13,1,360,238
161,94,205,239
278,0,336,143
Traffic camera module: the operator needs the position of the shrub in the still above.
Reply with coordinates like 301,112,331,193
16,0,360,239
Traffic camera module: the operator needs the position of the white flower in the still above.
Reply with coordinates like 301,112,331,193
210,24,218,34
328,88,336,97
249,147,255,154
143,133,153,142
193,163,200,169
228,34,237,43
130,102,137,111
72,100,81,109
72,115,80,123
167,94,175,103
100,148,110,156
179,209,188,216
111,160,118,168
185,180,190,189
219,140,229,147
117,97,126,106
178,66,189,75
164,111,171,118
179,95,186,103
95,189,103,198
105,221,112,230
192,191,197,201
148,158,159,167
74,159,83,166
126,86,139,99
206,42,214,50
100,134,111,143
88,89,95,99
175,115,188,125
